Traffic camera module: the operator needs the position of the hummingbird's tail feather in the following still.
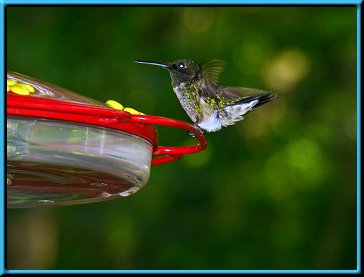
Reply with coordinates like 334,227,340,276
220,92,276,128
237,92,277,110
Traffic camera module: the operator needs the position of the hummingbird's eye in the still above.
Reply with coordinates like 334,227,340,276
177,62,185,69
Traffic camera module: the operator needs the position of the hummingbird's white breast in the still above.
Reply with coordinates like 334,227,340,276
197,98,222,132
197,99,259,132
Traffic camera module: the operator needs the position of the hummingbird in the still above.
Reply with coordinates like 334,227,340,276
134,59,277,133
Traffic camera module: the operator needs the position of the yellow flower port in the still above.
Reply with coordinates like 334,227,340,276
7,79,35,96
105,99,144,115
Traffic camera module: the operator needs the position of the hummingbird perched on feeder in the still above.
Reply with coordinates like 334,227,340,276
134,59,277,133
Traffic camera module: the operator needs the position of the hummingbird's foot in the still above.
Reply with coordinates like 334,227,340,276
188,125,204,137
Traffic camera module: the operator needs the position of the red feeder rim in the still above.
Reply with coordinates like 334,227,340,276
7,94,207,166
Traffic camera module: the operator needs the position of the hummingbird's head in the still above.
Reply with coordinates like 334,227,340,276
167,59,201,83
134,59,201,86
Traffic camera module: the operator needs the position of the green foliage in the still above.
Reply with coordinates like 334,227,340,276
7,6,357,270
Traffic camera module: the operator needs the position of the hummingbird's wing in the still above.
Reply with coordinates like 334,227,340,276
220,87,269,99
202,60,225,87
220,87,277,109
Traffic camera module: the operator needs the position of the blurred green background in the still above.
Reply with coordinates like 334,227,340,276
6,6,357,270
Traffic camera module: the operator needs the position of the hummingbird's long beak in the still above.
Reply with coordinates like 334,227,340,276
133,60,170,69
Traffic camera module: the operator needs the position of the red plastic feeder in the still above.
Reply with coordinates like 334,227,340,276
6,72,207,208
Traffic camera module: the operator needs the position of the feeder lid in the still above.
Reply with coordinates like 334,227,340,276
7,71,207,208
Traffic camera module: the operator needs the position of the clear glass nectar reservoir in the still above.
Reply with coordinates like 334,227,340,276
7,116,153,208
